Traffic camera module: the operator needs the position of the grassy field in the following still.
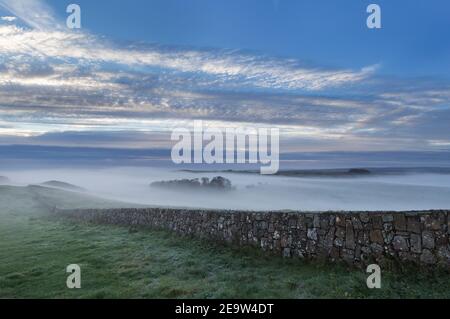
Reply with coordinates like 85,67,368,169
0,185,449,299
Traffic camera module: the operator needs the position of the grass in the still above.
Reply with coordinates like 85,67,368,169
0,185,449,299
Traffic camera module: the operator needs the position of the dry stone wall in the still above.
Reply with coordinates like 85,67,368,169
56,208,450,269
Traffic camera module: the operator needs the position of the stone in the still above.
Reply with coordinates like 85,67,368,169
329,215,336,226
399,252,418,263
324,228,335,249
436,232,447,246
351,216,363,230
280,236,288,248
330,247,340,259
360,213,370,223
306,240,316,254
421,215,443,231
307,228,318,241
430,215,444,231
334,238,344,247
335,216,346,227
410,234,422,253
320,217,329,229
420,249,436,265
382,230,394,244
283,248,291,258
392,236,409,252
393,214,407,231
370,243,384,254
438,246,450,263
354,245,362,261
341,249,355,263
313,215,321,228
345,221,355,249
294,249,305,259
371,216,383,230
422,231,435,249
288,218,297,229
406,217,421,234
336,227,346,239
383,223,393,232
437,246,450,263
370,230,384,245
62,208,450,269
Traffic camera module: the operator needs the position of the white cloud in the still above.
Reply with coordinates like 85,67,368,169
0,0,61,30
1,16,16,22
0,0,448,152
0,24,376,92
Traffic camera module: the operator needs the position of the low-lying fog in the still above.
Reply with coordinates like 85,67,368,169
3,167,450,211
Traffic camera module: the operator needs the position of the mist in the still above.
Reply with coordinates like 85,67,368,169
3,166,450,211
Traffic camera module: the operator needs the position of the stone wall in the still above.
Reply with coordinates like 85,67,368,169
56,208,450,269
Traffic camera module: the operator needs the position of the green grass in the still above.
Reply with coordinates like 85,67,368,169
0,185,449,299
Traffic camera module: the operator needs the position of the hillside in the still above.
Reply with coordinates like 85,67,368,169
40,181,86,192
0,185,449,299
0,185,132,214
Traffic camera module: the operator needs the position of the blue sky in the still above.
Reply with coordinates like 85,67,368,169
0,0,450,157
47,0,450,77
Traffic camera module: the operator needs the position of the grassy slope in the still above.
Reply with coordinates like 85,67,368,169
0,185,449,299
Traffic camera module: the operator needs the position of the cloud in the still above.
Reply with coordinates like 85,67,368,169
0,24,377,92
1,15,16,21
0,0,61,30
0,0,449,152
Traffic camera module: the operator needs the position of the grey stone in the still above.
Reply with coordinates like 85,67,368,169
407,217,421,234
334,238,344,247
393,236,409,252
371,216,383,230
283,248,291,258
335,216,346,227
288,218,297,229
383,230,394,244
307,228,318,241
410,234,422,253
437,246,450,262
393,214,407,231
345,221,355,249
370,243,384,254
61,208,450,269
420,249,436,264
313,215,321,228
360,213,370,223
336,227,346,239
370,230,384,245
351,216,363,230
341,249,355,263
431,215,444,231
421,215,443,231
422,231,435,249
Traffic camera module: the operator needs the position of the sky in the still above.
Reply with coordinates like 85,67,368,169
0,0,450,161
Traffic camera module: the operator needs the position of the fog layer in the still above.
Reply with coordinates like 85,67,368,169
3,167,450,211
